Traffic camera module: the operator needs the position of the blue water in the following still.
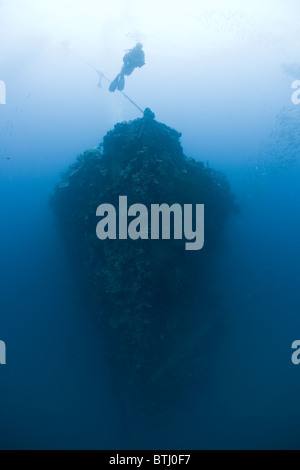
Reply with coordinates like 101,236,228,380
1,0,300,450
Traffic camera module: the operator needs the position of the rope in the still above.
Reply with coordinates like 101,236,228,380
65,45,144,115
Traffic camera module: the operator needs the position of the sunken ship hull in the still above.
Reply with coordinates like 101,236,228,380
51,110,235,416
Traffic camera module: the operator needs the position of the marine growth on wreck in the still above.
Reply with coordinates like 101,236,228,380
51,108,235,415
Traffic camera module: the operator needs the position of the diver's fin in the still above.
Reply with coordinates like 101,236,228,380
117,75,125,91
109,75,120,92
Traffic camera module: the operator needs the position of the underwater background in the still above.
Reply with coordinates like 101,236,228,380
1,0,300,450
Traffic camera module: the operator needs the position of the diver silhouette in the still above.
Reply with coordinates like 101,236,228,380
109,43,145,92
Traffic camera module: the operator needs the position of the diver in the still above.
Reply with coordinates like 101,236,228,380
109,43,145,92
